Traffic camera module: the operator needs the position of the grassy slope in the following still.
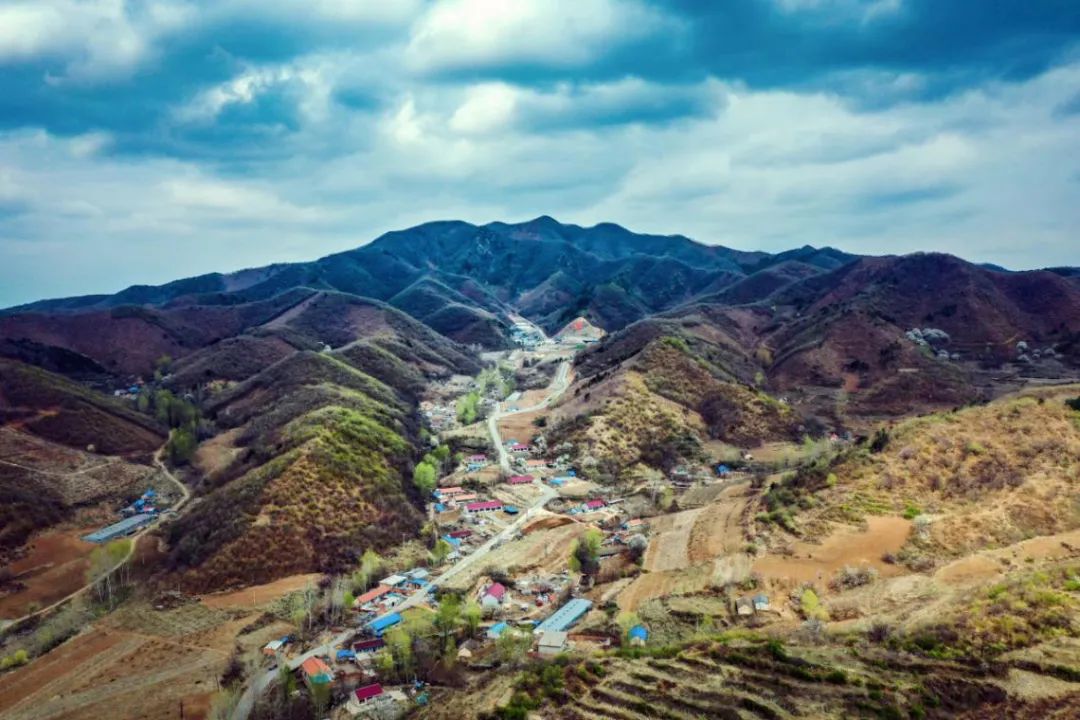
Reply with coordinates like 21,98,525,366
0,358,163,455
757,390,1080,559
550,322,799,482
162,301,482,590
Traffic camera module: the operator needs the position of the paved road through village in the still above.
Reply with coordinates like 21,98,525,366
232,354,573,720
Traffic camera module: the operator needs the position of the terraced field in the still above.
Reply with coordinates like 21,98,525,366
553,641,1079,720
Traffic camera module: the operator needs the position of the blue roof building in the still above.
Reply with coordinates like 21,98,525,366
369,612,402,636
536,598,592,633
434,502,446,512
628,625,649,643
442,534,462,548
486,621,509,639
83,514,155,543
503,505,519,515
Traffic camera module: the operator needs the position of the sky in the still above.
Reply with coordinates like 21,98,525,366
1,0,1078,308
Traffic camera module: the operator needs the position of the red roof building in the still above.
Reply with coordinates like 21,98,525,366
354,585,391,606
584,499,606,510
354,683,385,702
354,638,386,653
485,582,507,601
510,444,530,453
507,475,534,485
300,657,333,685
448,529,473,538
438,486,465,496
465,500,503,512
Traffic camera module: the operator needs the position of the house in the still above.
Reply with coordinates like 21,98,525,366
537,630,568,655
442,534,462,548
453,493,479,503
735,596,754,616
336,649,357,662
482,582,507,609
448,529,472,539
503,505,519,515
354,585,392,608
354,638,385,654
467,454,488,463
752,593,770,611
716,464,731,477
300,657,333,687
506,475,534,485
486,621,509,639
537,598,592,633
549,477,568,486
465,500,503,514
345,683,387,715
524,459,548,471
369,612,402,636
380,574,408,588
581,499,606,512
408,568,429,582
628,625,649,646
262,639,285,656
623,518,648,531
436,486,466,498
354,683,384,703
509,443,531,454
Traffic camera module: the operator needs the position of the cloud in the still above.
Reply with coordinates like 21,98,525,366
0,0,195,83
406,0,680,75
0,2,1078,308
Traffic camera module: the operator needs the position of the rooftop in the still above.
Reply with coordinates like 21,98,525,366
537,598,592,633
354,683,384,702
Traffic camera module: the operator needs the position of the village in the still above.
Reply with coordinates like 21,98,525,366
245,317,778,720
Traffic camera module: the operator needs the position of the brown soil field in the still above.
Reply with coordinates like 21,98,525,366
191,426,244,478
497,409,546,446
0,600,287,720
199,572,322,609
686,484,750,563
442,522,581,591
642,508,702,572
515,388,549,407
753,515,911,587
617,487,753,610
0,626,227,720
0,528,97,619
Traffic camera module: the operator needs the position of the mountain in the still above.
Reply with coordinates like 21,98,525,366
0,217,853,376
2,217,1078,590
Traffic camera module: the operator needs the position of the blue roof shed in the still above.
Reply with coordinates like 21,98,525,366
629,625,649,641
370,612,402,636
536,598,592,633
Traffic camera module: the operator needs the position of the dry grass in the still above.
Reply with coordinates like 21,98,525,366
789,395,1080,561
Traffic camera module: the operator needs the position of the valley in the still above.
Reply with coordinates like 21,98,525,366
1,218,1078,720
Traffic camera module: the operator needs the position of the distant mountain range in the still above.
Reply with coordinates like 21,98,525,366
2,217,1078,590
2,216,1077,381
